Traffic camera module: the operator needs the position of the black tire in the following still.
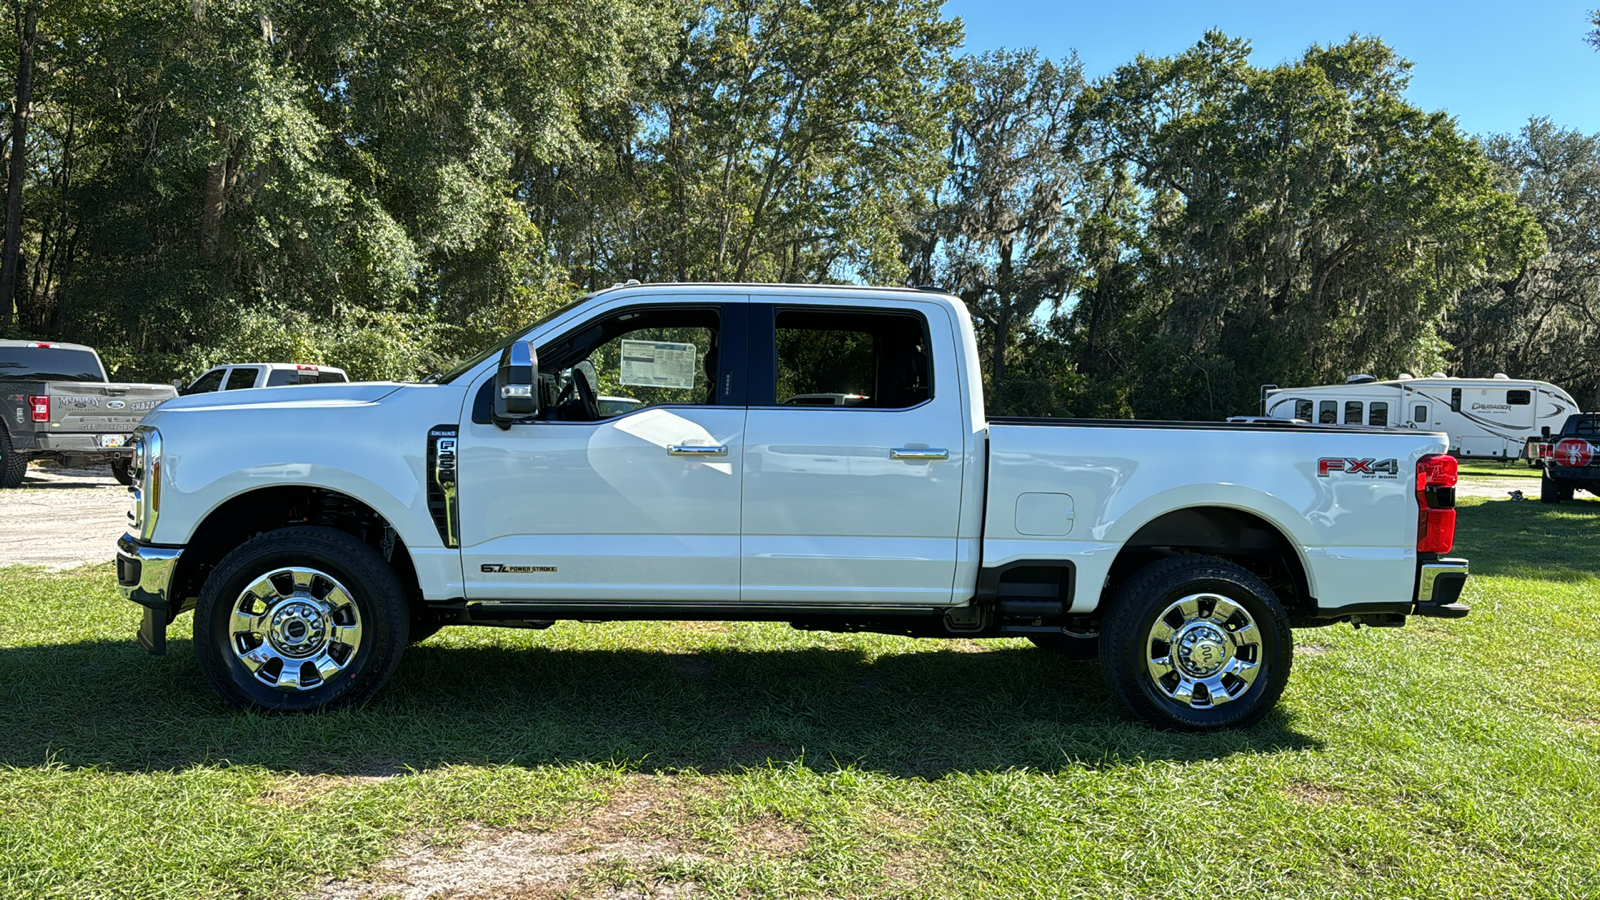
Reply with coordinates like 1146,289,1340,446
194,526,409,711
1099,555,1292,731
1027,626,1099,659
0,427,28,489
110,456,134,486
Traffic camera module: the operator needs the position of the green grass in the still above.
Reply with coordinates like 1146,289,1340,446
2,498,1599,898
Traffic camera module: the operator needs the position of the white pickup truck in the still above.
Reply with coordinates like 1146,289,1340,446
117,283,1469,730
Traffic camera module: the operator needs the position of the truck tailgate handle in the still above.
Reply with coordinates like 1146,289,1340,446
890,447,949,460
668,444,728,457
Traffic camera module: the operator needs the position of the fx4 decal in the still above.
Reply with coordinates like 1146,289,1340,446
1318,458,1399,478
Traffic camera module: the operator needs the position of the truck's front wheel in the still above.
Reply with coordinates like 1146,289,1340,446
194,526,409,711
1100,556,1292,731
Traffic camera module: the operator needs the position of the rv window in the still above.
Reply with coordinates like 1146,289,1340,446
1344,401,1363,424
1413,404,1428,423
1507,389,1531,406
1319,401,1337,424
1450,388,1461,412
1369,402,1388,426
1294,399,1312,421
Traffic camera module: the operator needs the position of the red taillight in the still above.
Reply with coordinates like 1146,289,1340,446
1416,453,1458,554
27,395,48,423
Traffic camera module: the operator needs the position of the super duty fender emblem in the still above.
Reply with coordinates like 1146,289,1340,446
481,564,558,573
427,425,461,548
1318,457,1399,478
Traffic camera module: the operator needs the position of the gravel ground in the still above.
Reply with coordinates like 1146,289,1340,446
0,466,1551,572
0,464,129,570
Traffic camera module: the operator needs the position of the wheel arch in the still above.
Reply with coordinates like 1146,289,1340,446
1102,503,1314,622
167,485,424,621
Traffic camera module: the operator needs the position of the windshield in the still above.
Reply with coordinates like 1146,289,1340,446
436,295,590,384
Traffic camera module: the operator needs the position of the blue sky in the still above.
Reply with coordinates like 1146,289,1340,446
943,0,1600,138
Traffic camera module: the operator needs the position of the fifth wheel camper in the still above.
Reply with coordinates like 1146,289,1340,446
1261,373,1580,462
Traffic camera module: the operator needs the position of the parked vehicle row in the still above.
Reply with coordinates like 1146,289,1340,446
0,344,351,489
117,282,1469,731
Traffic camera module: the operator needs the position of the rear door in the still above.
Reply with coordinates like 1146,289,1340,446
740,299,966,606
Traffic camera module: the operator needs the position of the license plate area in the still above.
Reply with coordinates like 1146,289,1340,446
99,434,126,448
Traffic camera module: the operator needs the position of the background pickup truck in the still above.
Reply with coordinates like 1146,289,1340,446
1,340,177,488
1539,412,1600,502
180,362,350,395
117,283,1469,730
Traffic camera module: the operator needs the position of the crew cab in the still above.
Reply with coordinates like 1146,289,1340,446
116,284,1469,730
1539,412,1600,503
1,340,177,488
181,363,350,395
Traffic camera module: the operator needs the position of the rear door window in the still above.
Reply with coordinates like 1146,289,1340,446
222,368,257,390
765,309,930,409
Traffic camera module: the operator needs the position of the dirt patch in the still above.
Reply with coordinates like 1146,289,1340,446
309,776,719,900
1297,644,1329,657
733,813,807,855
1455,476,1539,500
1287,781,1349,806
0,464,128,569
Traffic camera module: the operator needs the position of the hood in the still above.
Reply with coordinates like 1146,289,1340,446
157,381,408,413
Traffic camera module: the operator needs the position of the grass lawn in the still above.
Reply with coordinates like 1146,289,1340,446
2,498,1598,898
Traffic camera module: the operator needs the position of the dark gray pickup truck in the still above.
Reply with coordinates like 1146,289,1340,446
0,340,176,488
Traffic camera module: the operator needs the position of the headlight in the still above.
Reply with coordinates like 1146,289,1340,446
127,426,162,541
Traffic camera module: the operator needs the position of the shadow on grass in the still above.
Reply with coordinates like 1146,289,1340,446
0,637,1317,777
1456,495,1600,580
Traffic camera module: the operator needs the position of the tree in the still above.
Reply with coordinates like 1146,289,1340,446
1450,120,1600,406
921,50,1083,399
528,0,961,290
1063,33,1542,419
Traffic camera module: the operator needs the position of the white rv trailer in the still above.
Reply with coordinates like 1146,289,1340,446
1262,374,1581,461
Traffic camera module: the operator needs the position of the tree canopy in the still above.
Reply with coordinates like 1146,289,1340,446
1,6,1592,418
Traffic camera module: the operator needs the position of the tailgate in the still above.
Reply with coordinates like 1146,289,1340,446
45,383,177,437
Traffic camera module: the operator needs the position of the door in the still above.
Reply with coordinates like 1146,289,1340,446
740,301,966,606
458,301,748,603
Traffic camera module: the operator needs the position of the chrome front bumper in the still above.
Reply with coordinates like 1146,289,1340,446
1415,557,1470,618
116,533,183,654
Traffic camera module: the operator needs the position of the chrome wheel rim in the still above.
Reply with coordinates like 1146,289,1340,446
1145,592,1262,709
228,566,363,692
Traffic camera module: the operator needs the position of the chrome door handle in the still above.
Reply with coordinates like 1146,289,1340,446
668,444,728,457
890,447,949,460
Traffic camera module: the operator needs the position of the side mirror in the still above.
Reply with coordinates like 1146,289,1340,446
492,341,538,427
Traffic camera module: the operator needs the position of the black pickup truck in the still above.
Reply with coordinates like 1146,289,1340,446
1540,412,1600,503
0,340,176,488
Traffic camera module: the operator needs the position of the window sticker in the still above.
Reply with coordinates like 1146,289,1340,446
619,339,698,389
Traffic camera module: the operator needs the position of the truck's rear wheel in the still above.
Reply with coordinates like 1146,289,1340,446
194,526,409,711
0,428,28,489
110,457,134,486
1100,556,1292,731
